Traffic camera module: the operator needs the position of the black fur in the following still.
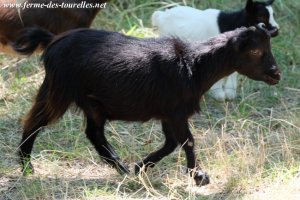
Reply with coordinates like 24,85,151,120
13,28,54,54
218,0,279,36
13,25,280,186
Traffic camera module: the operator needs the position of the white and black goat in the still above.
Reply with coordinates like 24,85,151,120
152,0,280,101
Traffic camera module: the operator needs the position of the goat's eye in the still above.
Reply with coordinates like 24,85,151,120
258,17,267,23
257,15,268,22
250,49,262,56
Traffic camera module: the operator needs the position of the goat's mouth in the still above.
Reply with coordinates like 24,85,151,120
264,72,281,85
269,28,279,37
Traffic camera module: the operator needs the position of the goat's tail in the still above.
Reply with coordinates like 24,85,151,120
12,27,54,55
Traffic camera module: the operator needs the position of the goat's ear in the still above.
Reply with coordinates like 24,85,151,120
231,36,242,52
231,30,255,51
246,0,255,12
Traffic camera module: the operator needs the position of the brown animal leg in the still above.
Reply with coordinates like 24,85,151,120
19,80,70,175
19,82,51,175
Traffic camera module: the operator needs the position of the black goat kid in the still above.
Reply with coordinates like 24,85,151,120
13,24,281,186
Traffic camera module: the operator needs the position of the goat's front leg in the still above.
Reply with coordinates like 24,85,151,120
209,78,226,102
171,119,210,186
85,117,130,174
135,121,178,174
224,72,238,100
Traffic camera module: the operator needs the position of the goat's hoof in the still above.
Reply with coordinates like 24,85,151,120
134,162,155,175
116,161,130,175
22,162,34,176
191,169,210,186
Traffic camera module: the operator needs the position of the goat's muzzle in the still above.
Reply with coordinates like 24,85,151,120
256,23,279,37
269,27,279,37
264,66,281,85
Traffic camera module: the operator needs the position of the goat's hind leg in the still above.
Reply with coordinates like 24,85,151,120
19,80,69,175
19,111,48,175
19,83,52,175
85,117,130,174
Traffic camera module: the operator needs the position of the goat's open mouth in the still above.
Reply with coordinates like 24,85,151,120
264,73,281,85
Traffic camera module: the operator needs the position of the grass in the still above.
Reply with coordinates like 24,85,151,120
1,0,300,199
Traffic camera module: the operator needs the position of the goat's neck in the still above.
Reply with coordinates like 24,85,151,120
192,42,236,93
218,9,248,32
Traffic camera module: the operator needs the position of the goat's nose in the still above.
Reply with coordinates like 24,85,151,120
269,65,281,78
270,27,279,37
269,65,278,72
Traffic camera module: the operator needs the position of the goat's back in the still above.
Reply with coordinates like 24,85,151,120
42,29,199,121
152,6,221,41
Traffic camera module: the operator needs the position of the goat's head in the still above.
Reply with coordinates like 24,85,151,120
245,0,279,37
230,23,281,85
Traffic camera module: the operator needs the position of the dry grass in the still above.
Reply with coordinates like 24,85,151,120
1,0,300,199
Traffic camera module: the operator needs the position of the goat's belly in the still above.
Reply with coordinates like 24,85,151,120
105,108,165,122
82,98,163,122
107,114,155,122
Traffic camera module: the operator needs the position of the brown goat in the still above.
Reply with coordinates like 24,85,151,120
0,0,108,54
13,23,281,186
